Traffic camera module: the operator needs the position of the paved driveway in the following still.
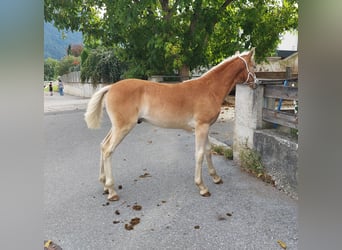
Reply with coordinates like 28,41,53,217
44,109,298,250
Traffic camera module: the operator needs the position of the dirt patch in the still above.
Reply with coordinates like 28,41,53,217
139,172,152,178
223,95,235,107
132,204,142,211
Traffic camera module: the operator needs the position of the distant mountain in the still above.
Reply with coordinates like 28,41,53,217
44,22,83,60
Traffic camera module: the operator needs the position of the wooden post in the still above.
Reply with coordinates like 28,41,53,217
286,67,292,79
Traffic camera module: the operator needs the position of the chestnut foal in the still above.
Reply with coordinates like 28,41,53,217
85,48,257,201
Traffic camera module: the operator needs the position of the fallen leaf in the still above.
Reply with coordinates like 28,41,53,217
44,240,52,248
44,240,62,250
277,240,287,249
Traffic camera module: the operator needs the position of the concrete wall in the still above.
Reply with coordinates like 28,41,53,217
254,130,298,199
234,84,298,199
63,82,108,98
60,71,108,97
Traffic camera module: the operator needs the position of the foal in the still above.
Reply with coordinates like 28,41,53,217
85,48,257,201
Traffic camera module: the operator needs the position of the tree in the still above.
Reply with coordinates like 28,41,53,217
57,55,81,76
44,57,59,81
67,44,84,57
45,0,298,79
67,44,71,56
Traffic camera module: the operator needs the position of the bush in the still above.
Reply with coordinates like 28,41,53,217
239,144,275,185
44,58,59,81
81,48,127,84
239,146,264,175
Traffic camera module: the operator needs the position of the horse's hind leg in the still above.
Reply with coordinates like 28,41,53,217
99,131,111,193
205,138,223,184
101,124,135,201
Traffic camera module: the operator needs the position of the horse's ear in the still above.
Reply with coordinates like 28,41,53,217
249,47,256,63
249,47,256,58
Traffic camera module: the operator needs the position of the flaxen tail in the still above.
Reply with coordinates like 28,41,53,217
84,85,112,129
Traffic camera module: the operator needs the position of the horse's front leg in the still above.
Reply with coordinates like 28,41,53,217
205,139,223,184
194,124,211,197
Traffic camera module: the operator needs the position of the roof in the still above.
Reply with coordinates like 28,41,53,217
276,50,297,59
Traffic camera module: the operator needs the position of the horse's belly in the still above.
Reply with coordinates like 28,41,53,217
142,114,194,131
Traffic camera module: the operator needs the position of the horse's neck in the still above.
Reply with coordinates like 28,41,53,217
205,58,241,103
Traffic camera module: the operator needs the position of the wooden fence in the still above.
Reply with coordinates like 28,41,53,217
260,79,298,129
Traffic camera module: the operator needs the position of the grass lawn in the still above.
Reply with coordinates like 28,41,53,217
44,85,59,92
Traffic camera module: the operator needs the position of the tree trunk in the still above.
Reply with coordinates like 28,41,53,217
180,64,190,81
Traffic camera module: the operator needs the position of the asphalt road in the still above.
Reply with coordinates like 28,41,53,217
44,109,298,250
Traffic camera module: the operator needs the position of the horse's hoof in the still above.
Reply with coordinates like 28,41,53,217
201,191,211,197
215,179,223,184
108,194,120,201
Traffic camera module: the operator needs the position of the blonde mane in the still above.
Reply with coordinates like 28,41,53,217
199,50,251,78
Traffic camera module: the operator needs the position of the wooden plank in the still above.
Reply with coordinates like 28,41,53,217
258,80,286,85
262,108,298,129
258,78,298,85
264,85,298,100
255,71,287,79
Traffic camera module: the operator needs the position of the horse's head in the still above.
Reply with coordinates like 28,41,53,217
237,48,258,89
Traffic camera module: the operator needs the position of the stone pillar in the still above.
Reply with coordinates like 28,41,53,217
233,84,264,163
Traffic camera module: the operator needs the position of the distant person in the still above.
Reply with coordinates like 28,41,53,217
49,81,53,96
58,79,64,96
